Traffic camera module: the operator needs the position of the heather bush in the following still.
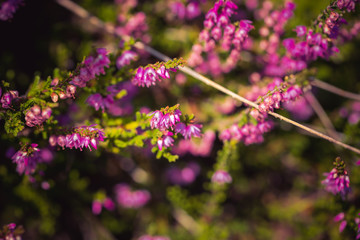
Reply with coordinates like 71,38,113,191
1,0,360,239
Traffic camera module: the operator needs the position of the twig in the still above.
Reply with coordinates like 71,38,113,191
173,208,201,235
311,79,360,102
304,92,341,140
56,0,360,155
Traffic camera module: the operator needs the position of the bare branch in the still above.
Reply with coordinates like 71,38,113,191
311,79,360,102
304,92,341,140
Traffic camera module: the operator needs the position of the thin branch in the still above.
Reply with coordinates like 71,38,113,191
56,0,360,155
173,208,201,235
304,92,341,140
311,79,360,102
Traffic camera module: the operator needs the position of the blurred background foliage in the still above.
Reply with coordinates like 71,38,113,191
1,0,360,239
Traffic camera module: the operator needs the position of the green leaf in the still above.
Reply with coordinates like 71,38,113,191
114,140,128,148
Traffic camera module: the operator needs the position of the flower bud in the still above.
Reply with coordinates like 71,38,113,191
51,92,58,102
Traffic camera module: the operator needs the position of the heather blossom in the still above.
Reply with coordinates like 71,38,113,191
157,132,175,151
92,197,115,215
25,105,52,127
132,64,177,88
322,157,351,199
49,125,106,151
70,48,110,88
115,184,150,208
166,162,200,185
0,0,23,21
116,50,137,68
175,122,202,139
211,170,232,184
150,108,181,131
11,143,40,175
0,90,18,109
333,212,347,233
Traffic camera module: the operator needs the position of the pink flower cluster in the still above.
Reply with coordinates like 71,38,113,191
339,21,360,43
220,120,273,145
0,88,18,109
334,212,347,233
115,184,150,208
322,168,351,199
116,12,151,43
132,65,176,87
92,198,116,215
50,80,76,102
174,122,202,139
166,162,200,185
150,109,182,131
150,106,203,150
339,102,360,125
87,81,137,116
70,48,110,88
334,212,360,238
0,0,22,21
188,0,254,75
321,11,347,39
337,0,358,12
25,105,52,127
172,130,215,157
169,0,201,20
211,170,232,184
261,1,295,35
201,0,251,51
138,235,170,240
283,96,313,121
11,143,39,175
283,27,339,64
49,125,105,151
116,50,137,68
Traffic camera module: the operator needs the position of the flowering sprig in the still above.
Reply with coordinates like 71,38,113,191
188,0,254,75
24,105,52,127
132,58,186,87
11,143,40,175
322,157,351,199
49,125,106,151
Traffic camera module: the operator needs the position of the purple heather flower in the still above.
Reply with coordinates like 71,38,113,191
115,184,150,208
211,170,232,184
186,2,201,19
334,212,347,233
92,200,102,215
170,1,186,20
175,122,202,139
116,50,137,68
11,143,40,175
1,91,16,109
156,65,172,79
294,25,307,37
0,0,23,21
86,93,105,112
322,168,351,199
70,48,110,88
51,125,105,151
103,197,115,211
157,132,174,150
150,109,181,131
